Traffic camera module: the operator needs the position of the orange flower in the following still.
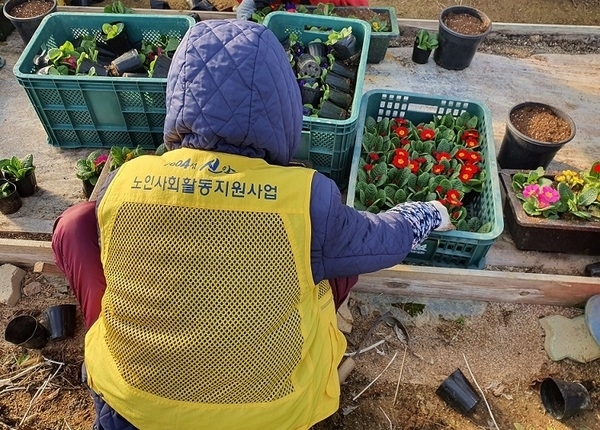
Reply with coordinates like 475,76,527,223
468,152,482,163
461,163,479,175
420,128,435,141
459,171,474,183
455,149,470,161
446,189,463,206
465,137,480,148
409,160,421,173
435,152,452,162
432,164,445,175
461,129,479,141
394,148,409,158
392,155,408,169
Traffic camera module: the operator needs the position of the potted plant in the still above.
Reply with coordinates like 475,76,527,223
76,150,108,198
433,5,491,70
0,154,36,197
101,21,133,56
497,101,576,170
0,180,22,214
2,0,56,44
412,29,438,64
500,163,600,254
326,27,361,63
109,145,146,171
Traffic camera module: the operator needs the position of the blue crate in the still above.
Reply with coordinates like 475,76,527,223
346,89,504,269
13,12,196,149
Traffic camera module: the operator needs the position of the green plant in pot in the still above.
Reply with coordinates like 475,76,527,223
101,21,133,56
76,150,109,199
412,29,438,64
0,180,22,215
0,154,36,197
109,145,146,171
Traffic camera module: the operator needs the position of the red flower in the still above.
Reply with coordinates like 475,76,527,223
593,162,600,174
416,125,424,131
393,118,408,127
435,185,444,194
461,163,479,175
461,130,479,141
394,126,409,138
459,171,474,183
420,128,435,141
446,189,463,206
468,152,482,163
392,155,409,169
465,137,480,148
415,157,427,163
451,211,461,220
394,148,409,158
369,152,380,161
455,149,470,161
432,164,445,175
435,152,452,162
401,138,410,147
364,164,374,172
409,160,421,173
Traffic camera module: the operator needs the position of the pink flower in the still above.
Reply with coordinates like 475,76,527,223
538,186,560,206
94,154,108,167
522,184,540,199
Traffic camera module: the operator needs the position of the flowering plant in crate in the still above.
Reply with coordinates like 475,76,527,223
511,162,600,221
76,150,108,186
109,145,146,171
355,112,491,232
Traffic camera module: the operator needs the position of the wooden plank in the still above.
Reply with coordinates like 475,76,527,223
354,265,600,307
33,261,65,276
89,154,113,202
0,238,55,268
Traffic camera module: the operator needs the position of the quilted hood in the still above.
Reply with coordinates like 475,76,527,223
163,20,303,166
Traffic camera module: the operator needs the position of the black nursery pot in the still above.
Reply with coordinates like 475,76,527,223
4,315,48,349
0,180,22,215
104,23,133,57
324,71,353,93
3,0,57,45
151,55,172,78
109,49,144,77
297,53,321,78
434,6,491,70
320,100,348,120
412,40,432,64
82,179,94,199
327,87,353,110
329,60,357,80
332,35,360,62
12,169,36,197
300,86,323,107
496,102,576,169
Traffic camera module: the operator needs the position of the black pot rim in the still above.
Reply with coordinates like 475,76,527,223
506,101,577,147
439,5,492,39
3,0,57,21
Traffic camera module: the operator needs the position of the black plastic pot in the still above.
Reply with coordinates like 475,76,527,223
297,53,321,78
307,41,327,62
436,368,480,415
2,0,57,45
327,87,353,110
324,71,353,93
151,55,171,78
104,23,133,57
329,60,357,80
412,40,432,64
497,102,576,169
0,2,15,41
319,100,348,120
300,85,323,107
10,169,36,197
540,378,591,420
0,180,22,214
433,6,491,70
186,0,216,11
82,179,94,198
108,49,144,77
4,315,48,349
78,58,108,76
43,304,77,341
332,34,360,62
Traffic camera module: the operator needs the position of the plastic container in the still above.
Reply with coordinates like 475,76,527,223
263,12,371,188
4,315,48,349
346,90,504,269
436,369,480,415
303,6,399,64
13,12,196,149
43,304,77,341
540,377,591,420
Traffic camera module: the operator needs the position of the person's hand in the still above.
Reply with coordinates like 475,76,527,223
429,201,455,232
236,0,256,20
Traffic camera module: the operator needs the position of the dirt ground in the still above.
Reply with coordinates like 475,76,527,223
1,1,600,430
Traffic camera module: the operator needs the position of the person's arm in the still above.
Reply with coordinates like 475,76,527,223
310,173,450,283
236,0,256,20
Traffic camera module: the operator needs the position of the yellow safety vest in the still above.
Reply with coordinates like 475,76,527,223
86,148,346,429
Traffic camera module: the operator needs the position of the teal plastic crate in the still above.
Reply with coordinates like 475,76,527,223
263,12,371,189
303,6,399,64
13,12,196,149
346,90,504,269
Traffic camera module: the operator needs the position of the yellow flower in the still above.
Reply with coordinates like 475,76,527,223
372,22,380,31
556,170,584,188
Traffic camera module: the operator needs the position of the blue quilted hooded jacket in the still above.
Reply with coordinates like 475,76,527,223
91,20,424,430
162,19,417,285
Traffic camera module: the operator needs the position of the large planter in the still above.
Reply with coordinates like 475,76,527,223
434,6,491,70
3,0,57,45
500,170,600,254
497,102,576,170
0,1,14,41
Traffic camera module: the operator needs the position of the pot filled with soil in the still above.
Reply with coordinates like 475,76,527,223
0,180,22,215
497,102,576,169
2,0,56,45
433,5,491,70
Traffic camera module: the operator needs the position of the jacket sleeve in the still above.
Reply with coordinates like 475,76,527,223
309,172,438,282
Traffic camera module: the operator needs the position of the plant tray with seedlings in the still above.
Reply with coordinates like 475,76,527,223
263,11,371,189
13,12,195,149
346,89,504,269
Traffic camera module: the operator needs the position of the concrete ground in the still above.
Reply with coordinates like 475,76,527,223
0,14,599,276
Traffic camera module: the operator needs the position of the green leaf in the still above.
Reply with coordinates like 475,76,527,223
557,181,574,200
466,115,478,129
416,172,430,188
578,188,598,206
365,116,377,134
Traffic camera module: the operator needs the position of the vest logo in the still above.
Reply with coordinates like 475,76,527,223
411,243,429,255
200,158,236,175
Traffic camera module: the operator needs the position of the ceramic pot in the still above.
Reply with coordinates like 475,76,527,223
497,102,576,170
434,6,491,70
2,0,57,45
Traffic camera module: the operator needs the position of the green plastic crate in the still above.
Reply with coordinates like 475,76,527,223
303,6,399,64
263,11,371,189
346,90,504,269
13,12,196,149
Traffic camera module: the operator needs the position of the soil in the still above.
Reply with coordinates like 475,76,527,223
510,106,573,142
6,0,54,18
2,1,600,430
443,12,489,35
